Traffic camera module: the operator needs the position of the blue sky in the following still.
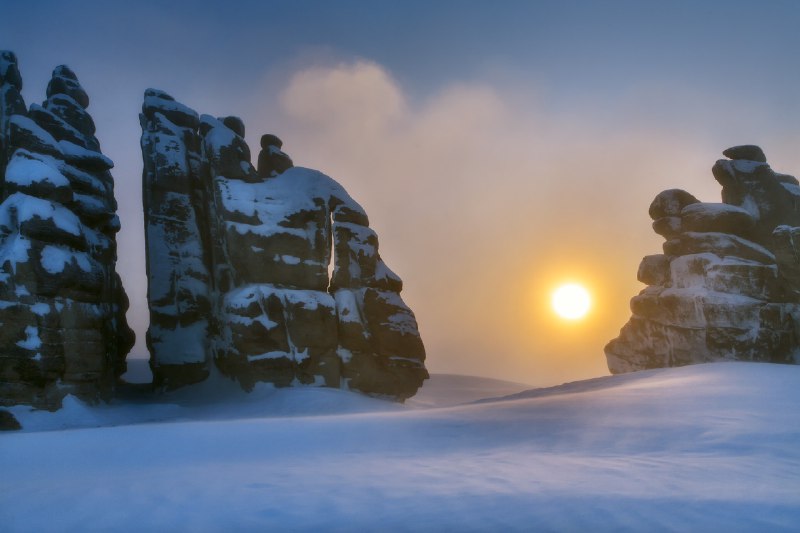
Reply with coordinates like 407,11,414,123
3,1,800,384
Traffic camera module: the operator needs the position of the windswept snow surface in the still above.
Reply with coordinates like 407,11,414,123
2,362,800,531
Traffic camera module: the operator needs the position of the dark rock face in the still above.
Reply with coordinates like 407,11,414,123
141,91,427,399
606,146,800,373
0,408,21,430
256,133,293,178
0,52,134,409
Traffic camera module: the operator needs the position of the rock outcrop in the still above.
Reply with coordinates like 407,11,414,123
141,91,427,400
0,408,21,430
606,146,800,373
0,52,134,409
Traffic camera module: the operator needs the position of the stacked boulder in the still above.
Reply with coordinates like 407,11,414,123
141,91,427,399
140,90,211,387
606,146,800,373
0,52,134,409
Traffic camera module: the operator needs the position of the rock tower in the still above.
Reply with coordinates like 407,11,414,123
606,146,800,372
0,52,134,409
141,90,427,400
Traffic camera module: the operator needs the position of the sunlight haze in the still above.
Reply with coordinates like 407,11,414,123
3,0,800,386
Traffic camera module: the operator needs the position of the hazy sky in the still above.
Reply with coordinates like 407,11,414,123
3,1,800,386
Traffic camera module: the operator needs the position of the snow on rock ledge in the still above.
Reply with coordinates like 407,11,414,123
0,52,134,410
141,91,427,400
607,146,800,373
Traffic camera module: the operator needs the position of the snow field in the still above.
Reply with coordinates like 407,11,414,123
1,362,799,531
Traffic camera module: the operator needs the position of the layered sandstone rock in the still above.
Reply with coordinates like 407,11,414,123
0,53,134,409
142,91,427,399
606,146,800,373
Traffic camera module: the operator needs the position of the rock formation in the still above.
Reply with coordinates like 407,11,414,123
0,52,134,409
0,408,21,430
606,146,800,373
141,91,427,400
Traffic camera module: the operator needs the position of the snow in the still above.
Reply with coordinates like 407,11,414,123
216,167,367,239
374,258,401,285
0,233,31,271
780,182,800,197
247,351,290,362
5,149,70,188
58,140,114,169
29,302,50,316
334,289,363,323
2,362,798,531
225,284,336,314
680,201,751,218
0,192,82,236
338,221,377,256
731,159,767,174
143,92,199,123
39,245,92,274
9,115,62,155
15,325,41,350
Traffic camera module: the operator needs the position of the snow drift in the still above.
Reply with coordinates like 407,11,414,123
2,362,798,531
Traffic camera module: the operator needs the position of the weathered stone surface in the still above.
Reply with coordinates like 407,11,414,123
140,89,210,389
723,144,767,163
772,225,800,300
680,202,755,237
256,133,294,177
607,146,800,374
637,254,669,286
649,189,699,219
712,157,800,244
1,51,26,180
142,92,427,400
0,56,133,409
652,216,681,238
663,232,775,264
46,65,89,109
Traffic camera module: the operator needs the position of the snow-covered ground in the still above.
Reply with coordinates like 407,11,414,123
2,362,799,531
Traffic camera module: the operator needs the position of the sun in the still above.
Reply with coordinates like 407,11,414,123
551,283,591,320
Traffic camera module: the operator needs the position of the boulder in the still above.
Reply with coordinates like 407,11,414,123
649,189,699,219
680,202,755,237
256,133,294,177
0,408,21,430
722,144,767,163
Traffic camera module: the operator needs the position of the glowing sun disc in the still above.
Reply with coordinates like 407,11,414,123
552,283,591,320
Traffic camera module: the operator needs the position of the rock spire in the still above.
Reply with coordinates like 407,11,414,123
0,52,134,409
606,146,800,372
141,90,427,400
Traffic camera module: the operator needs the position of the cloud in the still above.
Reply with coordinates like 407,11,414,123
280,60,407,136
122,57,800,385
252,58,792,385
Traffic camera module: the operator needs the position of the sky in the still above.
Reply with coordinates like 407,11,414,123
3,0,800,386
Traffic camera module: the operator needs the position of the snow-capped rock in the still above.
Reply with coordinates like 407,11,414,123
0,53,133,410
141,91,427,400
607,147,800,373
